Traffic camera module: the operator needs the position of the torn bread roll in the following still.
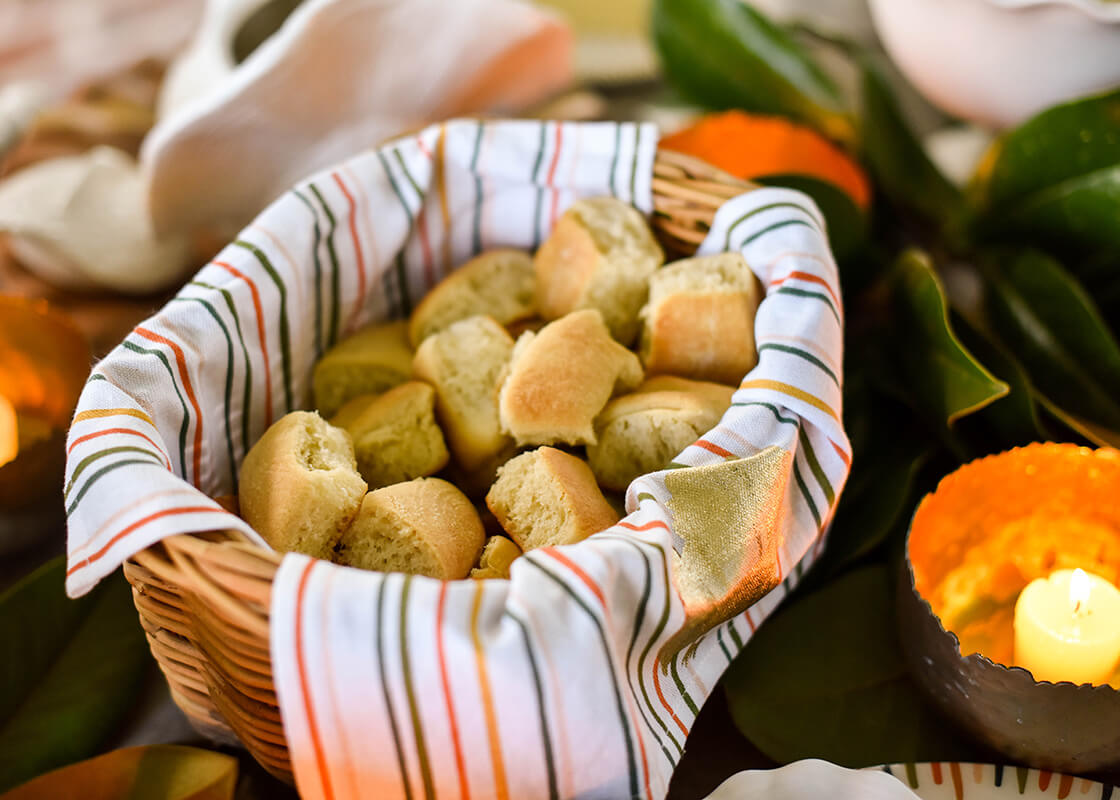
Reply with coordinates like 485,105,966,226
408,249,536,347
486,446,620,551
640,252,763,385
588,376,735,490
335,478,485,579
499,308,643,447
329,382,449,489
534,196,663,344
238,411,367,559
412,315,514,472
312,320,413,418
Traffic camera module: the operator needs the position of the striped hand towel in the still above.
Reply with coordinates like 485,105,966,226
65,119,850,799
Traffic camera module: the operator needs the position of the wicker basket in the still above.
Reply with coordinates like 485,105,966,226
122,148,754,783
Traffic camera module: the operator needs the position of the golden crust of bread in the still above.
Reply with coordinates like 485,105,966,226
238,411,367,558
588,377,735,490
409,249,536,347
335,477,485,579
330,382,449,489
486,446,620,551
312,320,413,418
412,315,514,471
534,197,663,344
498,309,643,447
640,253,762,385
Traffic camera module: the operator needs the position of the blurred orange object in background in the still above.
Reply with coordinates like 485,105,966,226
660,110,872,210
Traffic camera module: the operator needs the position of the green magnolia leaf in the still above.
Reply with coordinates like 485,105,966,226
724,566,975,766
0,558,151,792
976,87,1120,211
982,249,1120,441
991,166,1120,253
1,745,236,800
882,251,1008,429
756,173,867,263
652,0,855,143
952,313,1049,451
858,61,963,235
974,89,1120,255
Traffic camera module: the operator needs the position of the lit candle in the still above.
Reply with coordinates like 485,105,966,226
1014,568,1120,685
0,393,15,468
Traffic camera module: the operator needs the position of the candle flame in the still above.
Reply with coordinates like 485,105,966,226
1070,568,1091,615
0,393,16,468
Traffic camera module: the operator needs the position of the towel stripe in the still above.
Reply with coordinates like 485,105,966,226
307,183,343,347
506,609,560,800
121,340,189,479
435,582,470,800
65,504,223,576
291,189,325,357
171,296,238,490
398,576,435,800
190,280,254,455
528,555,646,800
67,428,171,470
376,578,413,800
232,240,293,413
471,581,509,800
133,326,203,486
331,172,368,318
214,260,274,427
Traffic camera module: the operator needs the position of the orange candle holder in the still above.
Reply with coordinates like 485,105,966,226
899,442,1120,773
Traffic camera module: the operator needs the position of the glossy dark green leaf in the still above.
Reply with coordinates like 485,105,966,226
0,558,151,792
982,249,1120,441
882,251,1008,429
652,0,855,143
951,312,1049,450
1,745,237,800
977,87,1120,211
725,566,974,767
756,173,867,263
858,61,964,234
990,166,1120,253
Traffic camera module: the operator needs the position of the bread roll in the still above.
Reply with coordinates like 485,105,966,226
238,411,367,558
499,309,643,447
330,382,449,489
408,249,536,347
534,197,663,344
335,478,485,579
470,536,523,579
412,315,514,471
588,376,735,490
487,447,620,551
312,320,413,418
640,253,763,385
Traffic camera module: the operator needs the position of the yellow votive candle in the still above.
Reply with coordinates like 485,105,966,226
1014,568,1120,685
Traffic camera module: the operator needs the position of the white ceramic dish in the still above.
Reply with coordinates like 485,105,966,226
869,0,1120,129
703,760,1111,800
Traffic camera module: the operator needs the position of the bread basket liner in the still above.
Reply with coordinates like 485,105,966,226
64,119,850,799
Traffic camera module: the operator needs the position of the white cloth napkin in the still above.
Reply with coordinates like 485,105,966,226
143,0,573,238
